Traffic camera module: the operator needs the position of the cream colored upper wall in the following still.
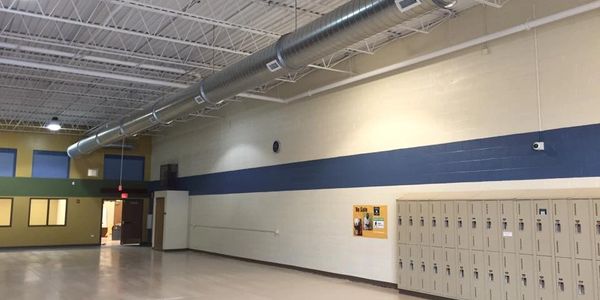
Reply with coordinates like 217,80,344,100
0,131,152,180
152,1,600,179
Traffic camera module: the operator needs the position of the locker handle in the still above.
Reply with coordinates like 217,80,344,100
539,278,545,289
458,219,463,228
596,221,600,235
488,272,494,282
486,220,492,229
433,264,438,274
399,260,403,269
432,218,437,227
409,262,414,270
558,281,565,292
444,219,449,228
474,270,479,280
420,218,425,227
518,220,525,231
536,221,542,232
578,283,585,295
575,222,582,234
409,217,413,226
398,216,402,226
421,263,426,272
555,221,561,233
446,266,451,276
504,275,510,284
472,220,477,229
459,268,465,278
502,221,508,230
521,275,527,287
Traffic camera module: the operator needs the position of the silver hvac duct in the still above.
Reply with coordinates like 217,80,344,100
67,0,456,158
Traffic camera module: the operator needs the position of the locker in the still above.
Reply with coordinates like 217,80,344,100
398,244,410,290
486,252,503,300
593,200,600,259
407,245,420,291
483,201,501,252
456,201,470,249
517,254,535,300
535,256,555,300
441,201,456,248
573,259,595,300
516,201,534,254
430,201,443,247
429,247,444,295
417,246,430,292
417,202,431,245
500,200,516,253
502,253,518,300
552,200,572,258
407,201,417,244
534,200,553,256
397,201,410,244
456,249,472,300
471,250,486,300
572,200,593,259
469,201,484,250
443,248,457,298
555,257,573,298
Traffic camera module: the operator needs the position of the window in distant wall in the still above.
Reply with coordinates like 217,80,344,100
29,198,67,226
0,198,13,226
0,149,16,177
104,155,145,181
32,151,70,179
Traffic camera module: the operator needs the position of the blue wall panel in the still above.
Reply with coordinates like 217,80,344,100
165,123,600,195
32,151,70,179
0,148,16,177
104,155,145,181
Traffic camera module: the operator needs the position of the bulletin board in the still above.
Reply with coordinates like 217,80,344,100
352,205,387,239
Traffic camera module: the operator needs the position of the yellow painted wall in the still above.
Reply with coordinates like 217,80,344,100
0,131,152,180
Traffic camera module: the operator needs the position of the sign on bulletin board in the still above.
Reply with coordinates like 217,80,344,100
353,205,387,239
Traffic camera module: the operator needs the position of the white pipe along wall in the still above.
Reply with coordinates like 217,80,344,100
151,0,600,283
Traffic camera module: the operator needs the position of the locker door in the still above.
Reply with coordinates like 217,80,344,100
572,200,593,259
456,201,470,250
469,201,484,250
534,200,553,256
443,248,457,298
397,201,410,244
486,252,503,300
442,201,456,248
484,201,501,252
552,200,572,258
555,257,573,299
500,200,516,253
418,202,431,246
516,201,534,254
430,201,443,247
471,250,486,300
536,256,555,300
593,200,600,259
502,253,518,300
456,249,472,300
574,259,595,300
408,244,420,291
418,246,431,292
407,201,417,244
517,254,535,300
398,244,410,290
430,247,444,295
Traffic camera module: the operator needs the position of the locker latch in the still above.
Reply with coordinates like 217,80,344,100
459,268,465,278
421,262,426,272
536,220,543,232
555,220,561,232
399,259,403,269
488,271,494,282
458,219,463,228
432,217,437,227
502,220,508,230
575,221,582,234
578,283,586,295
558,280,565,292
398,216,402,225
521,275,527,286
596,221,600,235
471,219,477,229
444,218,449,228
504,274,510,284
420,217,425,227
446,266,451,276
433,264,438,274
474,269,479,280
539,277,546,289
486,219,492,229
409,217,413,226
518,220,525,231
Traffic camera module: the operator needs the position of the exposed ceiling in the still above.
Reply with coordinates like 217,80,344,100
0,0,481,135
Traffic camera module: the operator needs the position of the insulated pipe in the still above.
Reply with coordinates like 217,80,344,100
67,0,455,158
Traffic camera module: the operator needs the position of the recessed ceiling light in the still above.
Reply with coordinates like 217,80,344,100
46,117,62,131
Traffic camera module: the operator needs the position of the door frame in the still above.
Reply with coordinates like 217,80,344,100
153,197,165,250
120,198,144,245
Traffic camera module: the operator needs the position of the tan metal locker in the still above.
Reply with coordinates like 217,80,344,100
517,254,535,300
397,201,410,244
430,247,444,295
469,201,485,251
572,200,593,259
443,248,457,298
573,259,595,300
456,249,472,300
456,201,470,250
441,201,456,248
408,244,420,292
417,246,431,292
593,200,600,259
502,253,518,300
500,200,516,253
534,200,553,256
516,201,534,254
485,252,503,300
535,256,555,300
430,201,443,247
418,202,431,246
555,257,573,299
484,201,501,252
471,250,486,300
398,244,410,290
407,201,417,245
552,200,572,258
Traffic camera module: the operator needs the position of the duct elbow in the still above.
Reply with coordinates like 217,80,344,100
67,142,81,158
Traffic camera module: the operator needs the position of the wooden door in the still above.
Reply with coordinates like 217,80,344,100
153,197,165,250
121,199,143,245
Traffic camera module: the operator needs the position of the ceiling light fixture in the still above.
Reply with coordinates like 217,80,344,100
46,117,62,131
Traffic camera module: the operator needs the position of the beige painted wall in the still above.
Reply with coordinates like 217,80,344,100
0,197,102,247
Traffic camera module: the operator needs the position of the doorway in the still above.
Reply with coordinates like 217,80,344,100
101,200,123,246
101,199,144,246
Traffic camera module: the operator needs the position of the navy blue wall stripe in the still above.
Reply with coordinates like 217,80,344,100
154,123,600,195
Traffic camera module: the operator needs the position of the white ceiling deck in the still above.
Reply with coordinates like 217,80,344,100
0,0,480,135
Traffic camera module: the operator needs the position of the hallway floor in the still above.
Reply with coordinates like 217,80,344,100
0,246,426,300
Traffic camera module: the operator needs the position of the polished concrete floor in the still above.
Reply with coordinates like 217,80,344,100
0,246,427,300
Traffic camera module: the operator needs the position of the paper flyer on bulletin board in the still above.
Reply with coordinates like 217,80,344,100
353,205,387,239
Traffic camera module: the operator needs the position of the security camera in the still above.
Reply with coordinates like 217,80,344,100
532,141,545,151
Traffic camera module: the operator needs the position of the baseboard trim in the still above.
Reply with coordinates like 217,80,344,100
0,243,100,251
